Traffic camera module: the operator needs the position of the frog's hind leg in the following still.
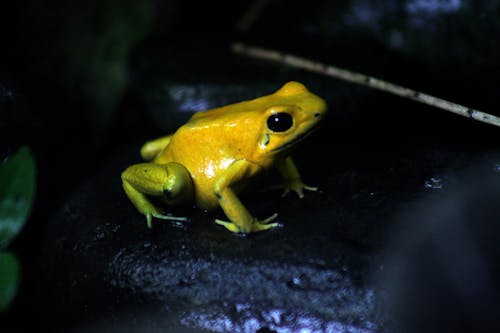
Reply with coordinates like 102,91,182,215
121,162,193,228
140,134,173,161
122,181,175,228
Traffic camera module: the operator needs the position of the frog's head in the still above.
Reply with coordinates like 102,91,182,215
257,81,327,157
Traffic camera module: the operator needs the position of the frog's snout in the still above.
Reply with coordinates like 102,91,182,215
310,101,328,129
311,99,327,121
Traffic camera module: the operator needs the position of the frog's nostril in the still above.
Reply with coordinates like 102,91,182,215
314,113,321,118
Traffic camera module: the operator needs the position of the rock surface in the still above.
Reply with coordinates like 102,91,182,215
38,139,500,332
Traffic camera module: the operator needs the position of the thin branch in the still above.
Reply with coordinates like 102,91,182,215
232,42,500,128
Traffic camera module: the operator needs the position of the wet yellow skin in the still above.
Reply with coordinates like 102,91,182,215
121,81,327,233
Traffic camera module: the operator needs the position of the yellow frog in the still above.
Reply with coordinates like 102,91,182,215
121,81,327,233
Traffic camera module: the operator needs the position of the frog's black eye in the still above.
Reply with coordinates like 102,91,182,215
267,112,293,132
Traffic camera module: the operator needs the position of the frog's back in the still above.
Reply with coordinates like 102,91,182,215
188,98,259,126
154,121,222,163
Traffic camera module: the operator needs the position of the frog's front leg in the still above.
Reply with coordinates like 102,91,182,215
214,159,280,234
121,162,193,228
275,156,317,198
140,134,173,160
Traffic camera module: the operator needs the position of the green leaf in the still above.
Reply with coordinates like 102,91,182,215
0,146,36,249
0,251,20,311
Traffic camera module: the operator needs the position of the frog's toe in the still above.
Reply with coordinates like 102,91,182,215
285,182,318,198
303,184,318,191
280,187,292,198
215,213,281,233
298,184,318,197
146,212,154,229
260,213,279,224
251,213,281,232
214,219,242,233
153,212,188,221
145,211,188,229
252,221,282,232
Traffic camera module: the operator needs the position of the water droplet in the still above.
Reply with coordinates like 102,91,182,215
287,274,311,290
493,163,500,173
424,177,443,189
287,276,303,289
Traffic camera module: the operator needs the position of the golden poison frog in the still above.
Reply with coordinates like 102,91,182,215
121,81,327,233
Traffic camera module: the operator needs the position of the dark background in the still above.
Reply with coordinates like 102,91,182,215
1,0,499,332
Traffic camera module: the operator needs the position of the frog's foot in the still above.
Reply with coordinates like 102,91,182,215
215,213,280,233
265,180,317,198
146,211,188,229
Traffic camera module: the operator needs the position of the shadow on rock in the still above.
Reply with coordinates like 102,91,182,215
379,159,500,333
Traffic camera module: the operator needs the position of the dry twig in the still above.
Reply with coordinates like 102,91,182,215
232,42,500,128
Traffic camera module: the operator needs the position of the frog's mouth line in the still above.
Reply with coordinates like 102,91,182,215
271,127,316,153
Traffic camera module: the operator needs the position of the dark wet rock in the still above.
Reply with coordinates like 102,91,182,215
38,144,380,332
37,134,500,332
